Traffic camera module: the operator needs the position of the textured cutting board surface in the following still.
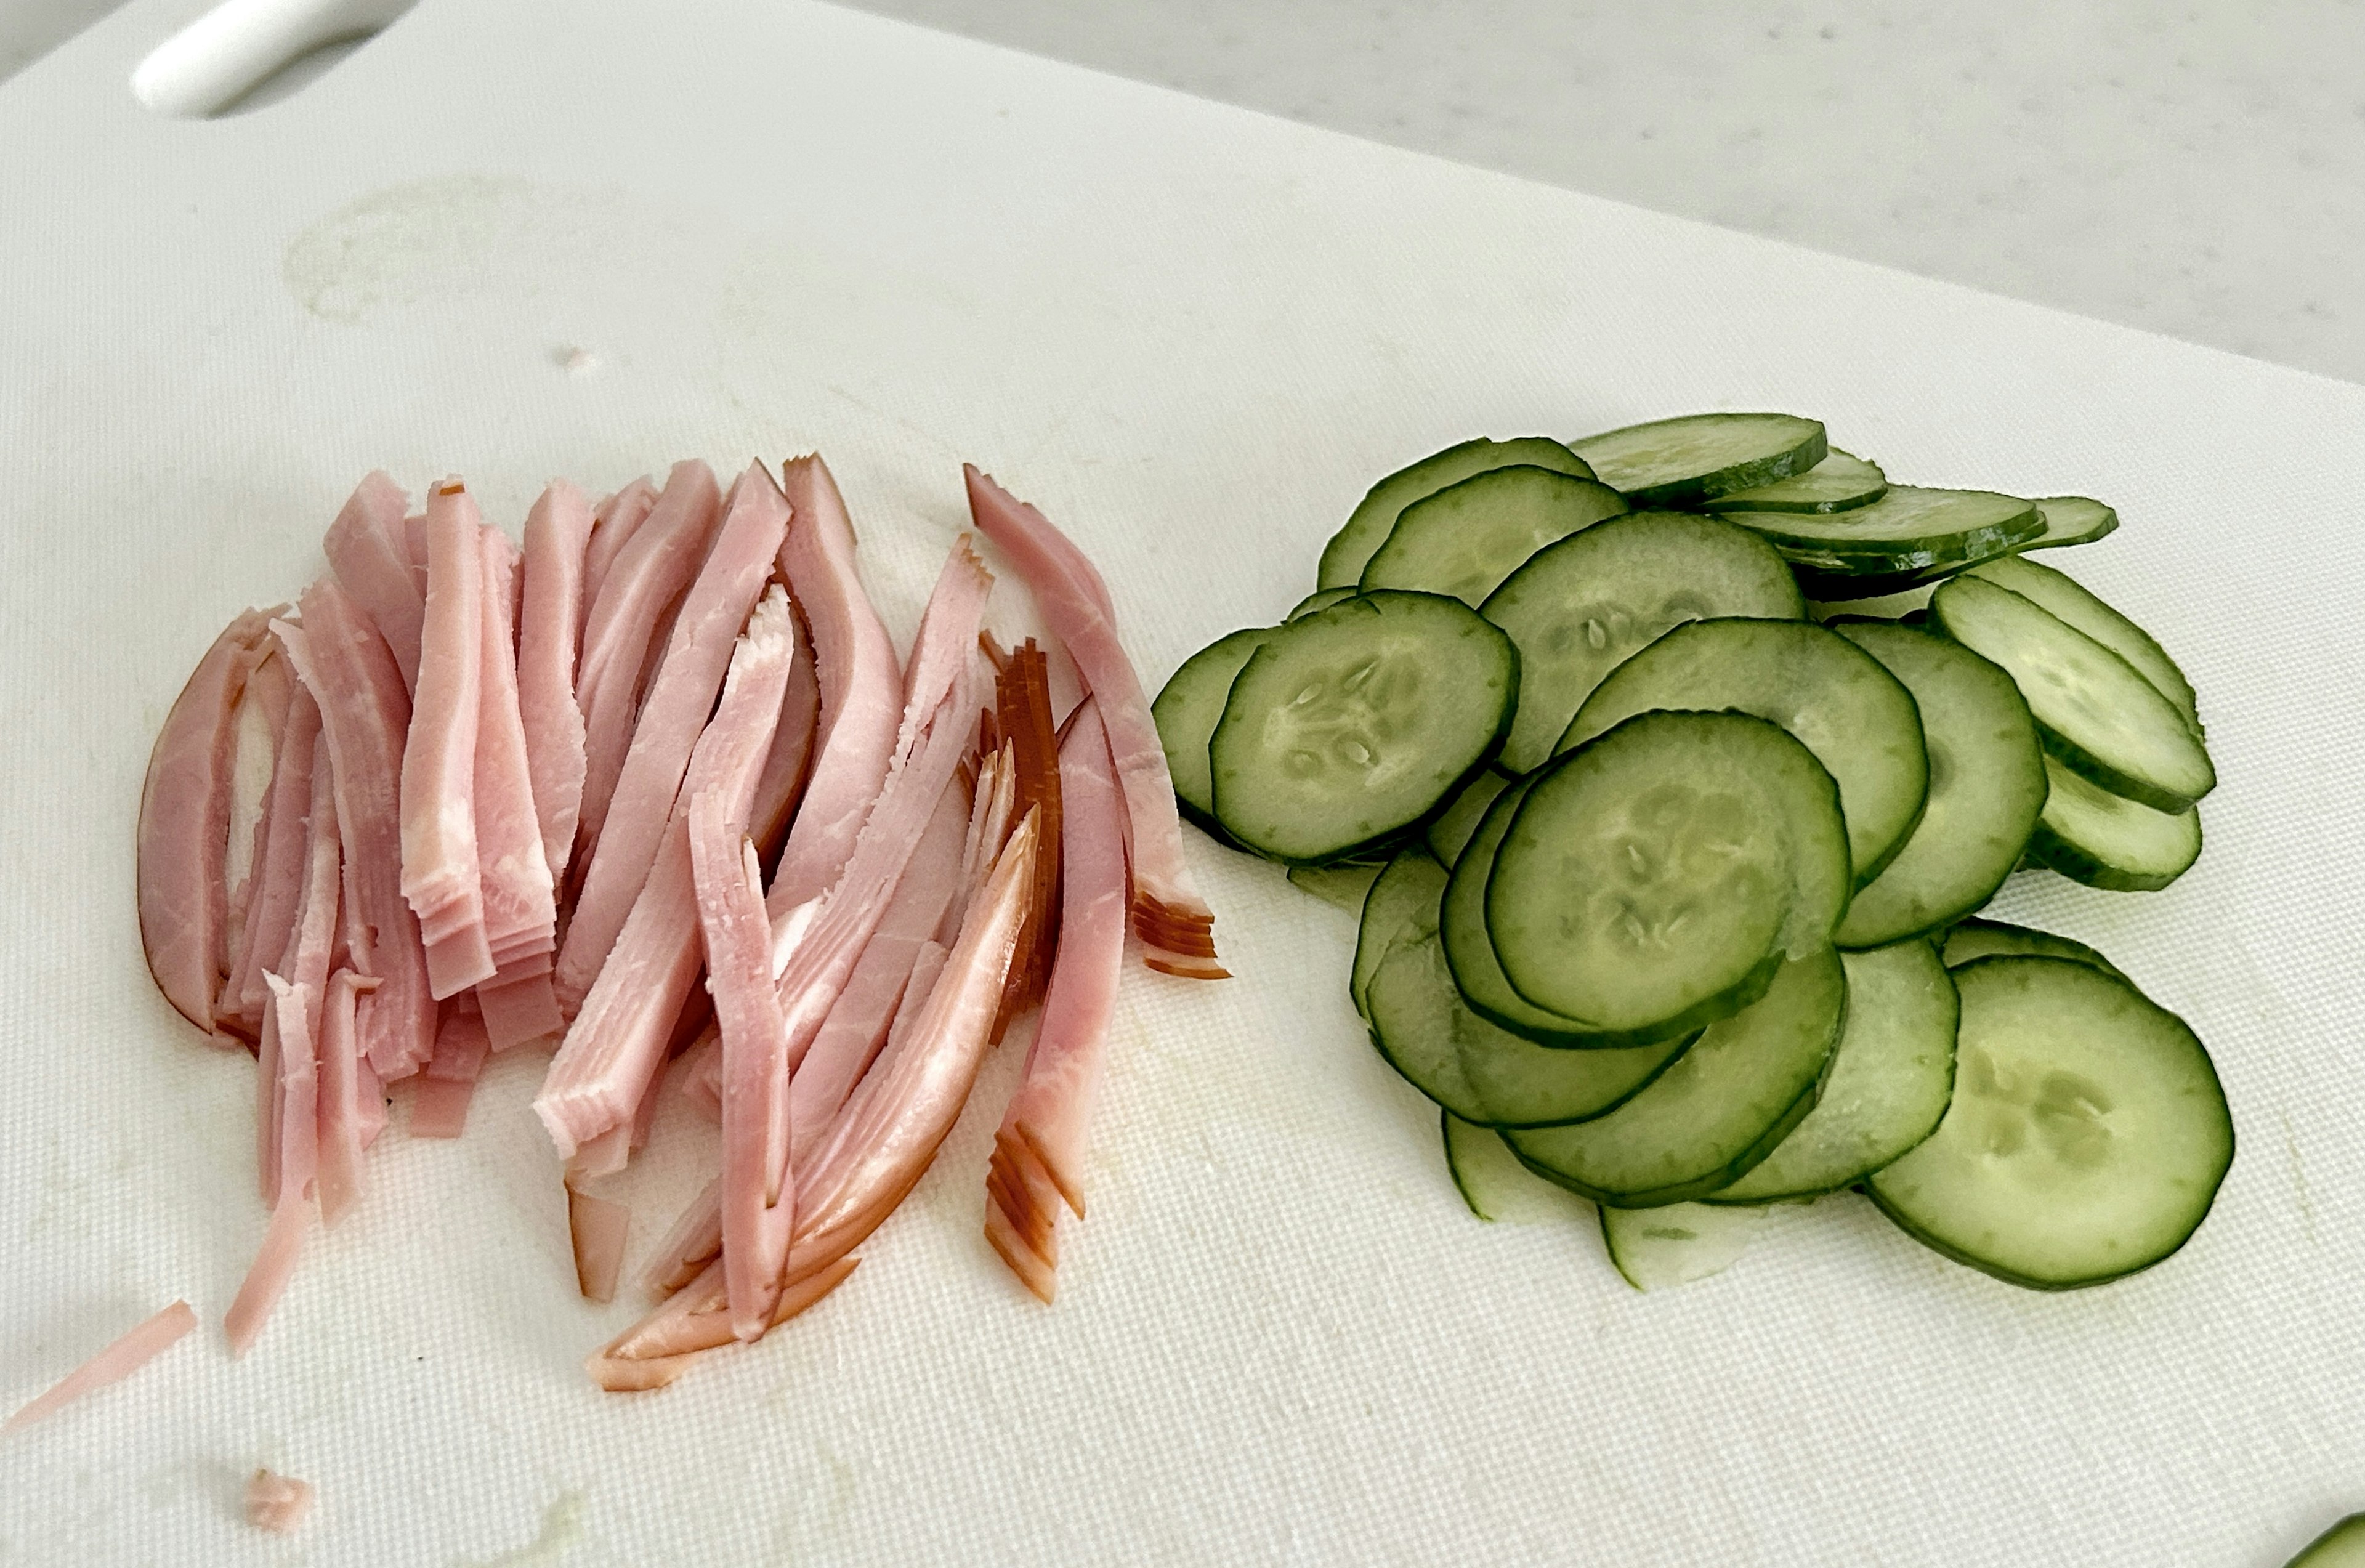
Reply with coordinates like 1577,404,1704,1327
5,2,2364,1563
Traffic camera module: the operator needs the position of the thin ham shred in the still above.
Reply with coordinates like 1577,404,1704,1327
747,606,820,868
411,1001,491,1139
581,477,660,618
245,1470,315,1534
259,750,342,1201
568,1184,632,1304
962,466,1225,980
556,463,788,1013
139,605,278,1038
400,480,494,998
517,480,595,887
322,472,425,693
471,524,562,1046
219,687,321,1040
315,969,378,1226
227,974,318,1357
988,640,1062,1037
985,700,1129,1301
2,1301,198,1434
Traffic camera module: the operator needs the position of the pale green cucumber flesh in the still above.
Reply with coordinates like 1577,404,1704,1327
1318,437,1594,591
1600,1201,1766,1291
1360,465,1627,607
1572,412,1827,506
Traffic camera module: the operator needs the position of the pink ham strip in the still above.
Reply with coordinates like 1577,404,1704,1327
962,466,1224,979
411,1002,491,1139
586,1256,859,1392
642,1177,723,1297
139,606,276,1039
581,478,659,620
688,792,795,1339
2,1301,198,1434
473,526,557,968
557,463,787,1012
273,594,435,1080
573,461,722,880
568,1186,632,1303
222,647,293,981
400,481,493,998
259,751,342,1201
517,480,595,887
476,960,563,1052
765,455,903,918
227,975,318,1357
533,587,796,1163
220,688,320,1039
748,607,820,868
315,969,378,1226
985,700,1130,1298
322,472,424,694
245,1471,314,1534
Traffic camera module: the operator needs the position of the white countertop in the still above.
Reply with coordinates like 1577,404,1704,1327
9,0,2359,384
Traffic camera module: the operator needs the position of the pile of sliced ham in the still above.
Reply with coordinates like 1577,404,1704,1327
131,455,1221,1393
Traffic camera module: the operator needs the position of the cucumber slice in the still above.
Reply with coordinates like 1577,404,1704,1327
1152,627,1271,837
1867,956,2232,1290
1710,940,1957,1203
1288,861,1385,911
1360,466,1627,607
1479,510,1804,774
1441,775,1623,1046
1599,1202,1766,1291
2028,754,2204,891
1831,621,2047,946
1725,485,2045,598
1367,925,1687,1127
1442,1111,1593,1224
1210,591,1518,864
1317,437,1596,591
1559,618,1929,887
2016,495,2120,554
1571,412,1827,506
1705,449,1887,514
1425,769,1508,866
2287,1516,2365,1567
1506,947,1848,1206
1941,917,2124,980
1932,574,2214,813
1494,710,1851,1034
1967,552,2200,732
1352,846,1447,1024
1288,587,1358,621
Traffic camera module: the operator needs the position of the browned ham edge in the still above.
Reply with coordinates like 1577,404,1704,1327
2,1301,198,1434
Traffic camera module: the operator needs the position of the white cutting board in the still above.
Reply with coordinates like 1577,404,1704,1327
6,2,2364,1563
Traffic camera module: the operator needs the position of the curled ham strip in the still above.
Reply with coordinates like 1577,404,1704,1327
139,605,277,1038
517,480,595,888
473,525,563,1046
573,461,722,881
557,463,788,1012
765,455,902,917
315,970,378,1226
533,586,796,1164
322,472,425,694
245,1471,314,1534
985,700,1128,1301
962,467,1224,979
2,1301,198,1434
747,607,820,867
411,1001,491,1139
274,591,435,1079
688,791,796,1340
400,481,493,998
219,687,321,1040
581,477,659,621
227,974,318,1358
587,1256,859,1392
568,1185,631,1303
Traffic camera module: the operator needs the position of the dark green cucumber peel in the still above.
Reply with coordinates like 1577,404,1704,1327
1360,466,1628,607
1940,917,2124,980
1150,626,1272,844
1705,448,1887,514
1572,412,1828,507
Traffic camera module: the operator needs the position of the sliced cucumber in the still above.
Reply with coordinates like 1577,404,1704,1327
1289,587,1357,621
1210,591,1517,863
1367,923,1687,1127
1317,437,1595,591
1288,861,1385,911
1932,573,2213,813
1479,510,1803,775
1869,956,2231,1290
1705,449,1887,514
1425,769,1508,866
1571,412,1827,506
1152,627,1271,838
2287,1515,2365,1568
1494,711,1851,1035
1711,940,1957,1203
1506,947,1847,1206
1559,618,1928,887
2028,754,2203,891
1941,917,2123,980
1442,1112,1592,1224
2016,495,2120,554
1831,621,2047,946
1725,485,2045,599
1967,552,2199,732
1352,847,1447,1022
1360,466,1627,607
1599,1202,1766,1291
1441,775,1615,1046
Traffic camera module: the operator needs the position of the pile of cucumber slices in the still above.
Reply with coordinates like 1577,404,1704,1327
1157,412,2232,1294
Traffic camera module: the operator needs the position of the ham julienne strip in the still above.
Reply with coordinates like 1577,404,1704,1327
400,481,494,998
517,480,595,891
581,477,659,620
961,467,1224,980
219,687,320,1040
322,472,425,695
472,524,563,1048
3,1301,198,1433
